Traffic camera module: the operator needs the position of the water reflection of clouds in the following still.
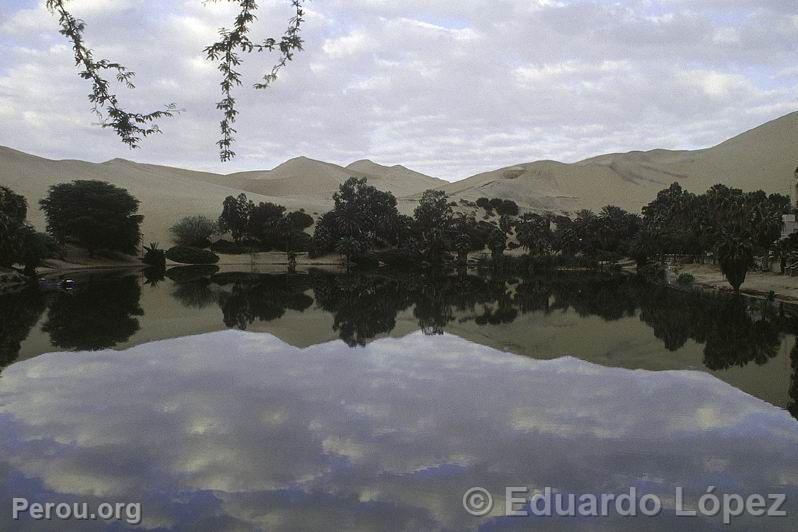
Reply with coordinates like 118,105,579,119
1,331,797,531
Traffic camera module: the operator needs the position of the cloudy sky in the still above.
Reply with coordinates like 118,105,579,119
0,0,796,180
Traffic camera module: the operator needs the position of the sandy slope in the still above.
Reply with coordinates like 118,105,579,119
2,111,796,244
0,149,440,244
230,156,446,200
438,111,798,213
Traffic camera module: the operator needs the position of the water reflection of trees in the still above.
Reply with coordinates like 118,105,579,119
313,273,409,346
42,276,143,351
0,289,46,370
215,273,313,331
789,342,798,420
161,270,798,394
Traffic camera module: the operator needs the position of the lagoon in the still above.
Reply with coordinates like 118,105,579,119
1,270,797,530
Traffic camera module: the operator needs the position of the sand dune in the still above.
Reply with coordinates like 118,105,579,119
2,111,796,244
0,150,440,244
231,156,445,200
439,111,798,213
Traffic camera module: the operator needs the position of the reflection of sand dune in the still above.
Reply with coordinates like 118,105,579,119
14,274,794,409
2,331,797,531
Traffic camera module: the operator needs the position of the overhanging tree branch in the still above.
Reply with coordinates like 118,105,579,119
47,0,306,162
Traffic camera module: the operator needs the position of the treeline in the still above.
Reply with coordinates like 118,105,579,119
304,178,792,291
1,176,793,292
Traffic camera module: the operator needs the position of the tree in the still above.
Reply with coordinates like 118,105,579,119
311,178,402,258
0,186,29,269
170,216,218,248
454,232,471,266
413,190,453,264
488,228,507,259
249,202,286,248
219,194,254,243
39,180,142,256
336,236,367,270
716,231,754,293
46,0,306,161
516,213,552,256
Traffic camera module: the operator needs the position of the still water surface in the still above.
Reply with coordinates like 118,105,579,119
1,268,797,530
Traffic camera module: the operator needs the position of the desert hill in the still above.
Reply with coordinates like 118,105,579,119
0,148,440,243
2,111,797,244
439,111,798,213
228,156,445,200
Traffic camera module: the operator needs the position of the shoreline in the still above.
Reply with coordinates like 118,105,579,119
14,252,798,306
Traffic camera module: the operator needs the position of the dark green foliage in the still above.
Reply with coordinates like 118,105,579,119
215,274,313,330
789,342,798,420
312,177,403,260
46,0,305,161
219,193,312,255
219,194,255,243
516,213,552,256
716,232,754,293
476,197,492,211
676,273,695,285
286,210,314,230
489,198,504,211
413,189,453,265
488,228,507,258
312,273,408,346
0,186,30,269
203,0,306,161
166,246,220,265
249,201,287,248
45,1,177,149
496,199,519,216
0,289,47,369
42,275,143,350
0,185,27,226
18,229,57,276
170,216,217,248
39,180,142,255
142,242,166,269
641,182,788,273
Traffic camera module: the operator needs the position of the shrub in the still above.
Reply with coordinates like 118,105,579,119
476,197,491,211
677,273,695,285
142,242,166,269
166,246,219,265
496,199,519,216
170,215,217,248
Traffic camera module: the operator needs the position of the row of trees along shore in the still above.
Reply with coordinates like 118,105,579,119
0,177,793,292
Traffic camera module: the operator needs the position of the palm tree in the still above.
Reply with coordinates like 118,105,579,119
716,231,754,293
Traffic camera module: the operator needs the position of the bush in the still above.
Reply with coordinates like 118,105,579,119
476,197,492,211
677,273,695,285
142,242,166,269
166,246,219,265
170,215,217,248
496,199,519,216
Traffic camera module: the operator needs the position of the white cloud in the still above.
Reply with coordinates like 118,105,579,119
0,0,795,180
